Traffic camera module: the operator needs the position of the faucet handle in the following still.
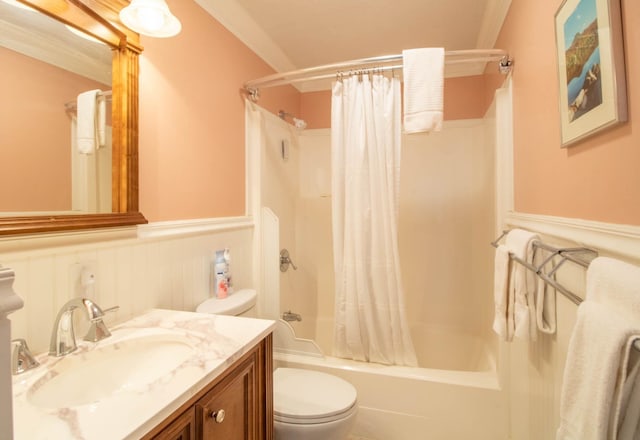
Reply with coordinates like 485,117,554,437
11,338,40,375
83,305,119,342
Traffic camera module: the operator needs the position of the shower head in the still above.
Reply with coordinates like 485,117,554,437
292,117,307,130
278,110,307,130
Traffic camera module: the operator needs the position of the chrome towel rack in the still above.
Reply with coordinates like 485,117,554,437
491,230,598,305
492,230,640,353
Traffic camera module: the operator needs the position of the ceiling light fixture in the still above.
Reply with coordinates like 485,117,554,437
119,0,181,38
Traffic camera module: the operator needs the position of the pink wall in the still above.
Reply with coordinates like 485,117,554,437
490,0,640,225
0,47,108,212
300,76,487,129
139,0,300,221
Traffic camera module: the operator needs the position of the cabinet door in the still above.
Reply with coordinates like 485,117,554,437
153,407,195,440
196,356,257,440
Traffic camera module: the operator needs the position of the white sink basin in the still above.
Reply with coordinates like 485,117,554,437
27,332,194,408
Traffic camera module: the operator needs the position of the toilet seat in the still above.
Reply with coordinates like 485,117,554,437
274,368,358,425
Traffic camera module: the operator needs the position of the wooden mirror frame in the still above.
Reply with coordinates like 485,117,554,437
0,0,147,235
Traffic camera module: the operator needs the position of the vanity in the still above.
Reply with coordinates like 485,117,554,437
11,309,275,439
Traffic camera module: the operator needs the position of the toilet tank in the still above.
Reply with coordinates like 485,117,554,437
196,289,257,317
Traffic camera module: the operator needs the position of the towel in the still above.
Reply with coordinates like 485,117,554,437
618,347,640,439
402,48,444,134
505,228,539,341
76,89,101,154
492,244,511,341
97,95,106,148
557,257,640,440
534,250,557,334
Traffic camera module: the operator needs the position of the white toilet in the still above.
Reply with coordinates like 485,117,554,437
196,289,358,440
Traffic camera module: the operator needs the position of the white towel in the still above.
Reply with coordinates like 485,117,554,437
557,257,640,440
76,89,101,154
618,348,640,440
534,250,557,334
97,95,106,148
402,48,444,134
505,228,539,341
492,245,511,341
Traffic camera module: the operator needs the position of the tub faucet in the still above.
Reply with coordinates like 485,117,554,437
49,298,117,357
282,310,302,322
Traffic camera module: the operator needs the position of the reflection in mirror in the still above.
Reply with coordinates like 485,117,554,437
0,1,113,215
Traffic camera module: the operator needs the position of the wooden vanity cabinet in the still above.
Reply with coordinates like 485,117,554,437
144,335,273,440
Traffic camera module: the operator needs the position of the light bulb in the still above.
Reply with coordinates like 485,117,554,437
135,7,165,32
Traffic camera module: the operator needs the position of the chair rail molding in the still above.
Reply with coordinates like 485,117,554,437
506,211,640,262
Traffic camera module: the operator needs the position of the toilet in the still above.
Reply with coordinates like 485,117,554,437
273,367,357,440
196,289,358,440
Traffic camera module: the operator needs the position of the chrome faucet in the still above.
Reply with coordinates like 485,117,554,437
282,310,302,322
11,339,39,375
49,298,117,357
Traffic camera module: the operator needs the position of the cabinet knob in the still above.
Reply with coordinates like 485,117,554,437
209,409,225,423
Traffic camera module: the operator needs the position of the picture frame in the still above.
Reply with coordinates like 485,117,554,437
554,0,627,147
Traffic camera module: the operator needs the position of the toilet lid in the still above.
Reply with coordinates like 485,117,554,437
196,289,257,316
274,368,357,423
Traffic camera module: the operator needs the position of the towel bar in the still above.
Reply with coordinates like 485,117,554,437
492,231,640,352
491,230,597,305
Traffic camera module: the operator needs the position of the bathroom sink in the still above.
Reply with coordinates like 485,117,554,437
27,332,194,408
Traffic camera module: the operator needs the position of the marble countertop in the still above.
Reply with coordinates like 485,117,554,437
12,309,275,440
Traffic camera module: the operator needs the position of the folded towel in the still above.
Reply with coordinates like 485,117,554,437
492,244,511,341
557,257,640,440
76,89,101,154
534,250,557,334
505,228,539,341
402,48,444,134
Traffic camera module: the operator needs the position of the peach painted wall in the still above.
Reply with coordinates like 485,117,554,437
0,47,108,212
490,0,640,225
300,76,487,129
138,0,300,222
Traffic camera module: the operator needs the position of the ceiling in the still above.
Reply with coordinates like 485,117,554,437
0,1,112,84
195,0,512,91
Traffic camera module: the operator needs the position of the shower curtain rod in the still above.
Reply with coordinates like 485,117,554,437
243,49,512,101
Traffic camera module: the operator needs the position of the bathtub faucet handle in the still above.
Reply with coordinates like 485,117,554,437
280,249,298,272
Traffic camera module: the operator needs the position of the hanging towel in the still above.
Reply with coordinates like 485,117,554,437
617,349,640,440
492,244,511,341
76,89,101,154
97,95,106,148
402,48,444,134
505,228,539,341
534,250,557,334
557,257,640,440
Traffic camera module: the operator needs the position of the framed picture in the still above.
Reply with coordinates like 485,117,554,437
555,0,627,147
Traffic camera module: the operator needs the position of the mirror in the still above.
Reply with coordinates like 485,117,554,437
0,0,146,234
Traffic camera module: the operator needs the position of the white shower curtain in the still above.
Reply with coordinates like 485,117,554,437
331,74,417,367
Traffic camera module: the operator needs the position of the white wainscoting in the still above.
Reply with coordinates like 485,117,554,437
1,218,255,356
503,211,640,440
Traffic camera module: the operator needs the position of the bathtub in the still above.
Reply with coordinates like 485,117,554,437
274,320,508,440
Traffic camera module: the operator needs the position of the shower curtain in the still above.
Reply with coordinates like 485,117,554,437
331,74,417,367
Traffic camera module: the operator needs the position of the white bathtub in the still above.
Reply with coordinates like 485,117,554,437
274,320,508,440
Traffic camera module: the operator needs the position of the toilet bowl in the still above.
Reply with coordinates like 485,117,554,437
195,290,358,440
274,367,357,440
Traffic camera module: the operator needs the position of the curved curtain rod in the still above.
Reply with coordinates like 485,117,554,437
243,49,513,100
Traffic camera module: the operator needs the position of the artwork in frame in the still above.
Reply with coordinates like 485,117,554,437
555,0,627,147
